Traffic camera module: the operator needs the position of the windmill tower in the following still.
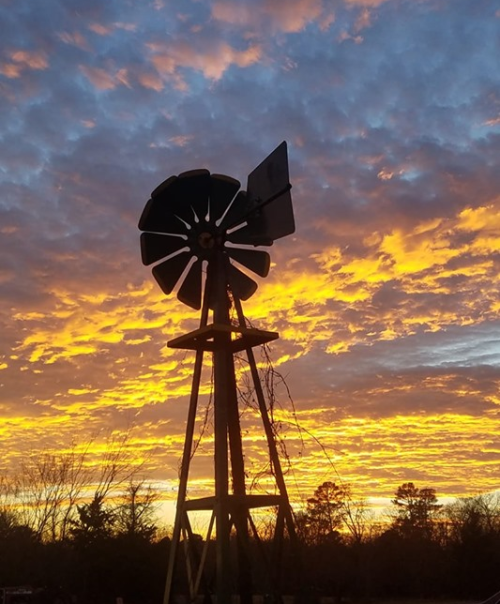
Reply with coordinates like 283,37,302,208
139,142,298,604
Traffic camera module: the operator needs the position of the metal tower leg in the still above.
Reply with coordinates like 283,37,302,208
212,254,253,604
164,284,211,604
233,295,297,543
226,352,253,604
212,254,232,604
233,295,301,600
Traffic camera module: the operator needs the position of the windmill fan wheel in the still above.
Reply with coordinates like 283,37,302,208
138,170,272,310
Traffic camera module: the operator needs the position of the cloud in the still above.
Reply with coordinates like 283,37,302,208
88,23,112,36
0,0,499,506
58,31,89,50
137,71,164,91
0,49,48,78
147,40,262,82
212,0,324,33
80,65,131,90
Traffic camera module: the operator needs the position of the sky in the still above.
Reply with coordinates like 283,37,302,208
1,0,500,517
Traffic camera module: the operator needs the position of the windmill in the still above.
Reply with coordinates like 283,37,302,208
139,142,298,604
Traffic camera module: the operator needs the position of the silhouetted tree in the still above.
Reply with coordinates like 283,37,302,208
115,480,159,540
68,493,116,603
13,449,90,541
0,507,18,537
70,493,114,542
299,481,349,544
4,460,500,604
376,483,445,597
0,508,41,587
342,494,373,545
10,436,140,541
445,494,500,599
391,482,441,537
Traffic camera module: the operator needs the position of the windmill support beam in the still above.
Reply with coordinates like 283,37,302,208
212,255,233,604
163,278,298,604
163,344,205,604
167,323,279,353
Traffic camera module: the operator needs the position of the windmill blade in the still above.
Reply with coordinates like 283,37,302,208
219,190,249,231
226,223,273,247
178,259,203,309
151,175,178,198
227,247,270,277
228,263,258,301
140,232,188,265
170,170,211,224
144,175,187,234
210,174,240,224
139,192,188,236
152,251,191,295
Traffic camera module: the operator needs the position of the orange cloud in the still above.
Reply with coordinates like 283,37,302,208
11,50,48,70
287,411,500,498
88,23,112,36
0,63,22,78
58,31,89,50
87,21,137,35
80,65,130,90
149,41,262,82
138,71,164,91
0,49,48,78
457,203,500,233
343,0,388,6
169,135,194,147
212,0,324,33
483,116,500,126
9,199,500,378
240,202,500,356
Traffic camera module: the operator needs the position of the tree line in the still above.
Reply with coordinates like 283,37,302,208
0,444,166,603
295,481,500,602
1,448,499,603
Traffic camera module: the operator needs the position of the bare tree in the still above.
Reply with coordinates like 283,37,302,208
445,492,500,541
115,480,159,539
0,473,16,508
342,495,373,545
93,433,142,500
14,450,90,540
11,434,142,541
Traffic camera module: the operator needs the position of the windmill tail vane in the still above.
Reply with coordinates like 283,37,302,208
139,141,300,604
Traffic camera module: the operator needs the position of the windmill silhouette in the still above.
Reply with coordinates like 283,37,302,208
139,142,298,604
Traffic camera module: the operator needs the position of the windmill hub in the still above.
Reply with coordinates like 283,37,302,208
194,227,220,252
197,231,214,249
188,222,226,260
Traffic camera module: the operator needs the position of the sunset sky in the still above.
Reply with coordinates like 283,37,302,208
1,0,499,518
